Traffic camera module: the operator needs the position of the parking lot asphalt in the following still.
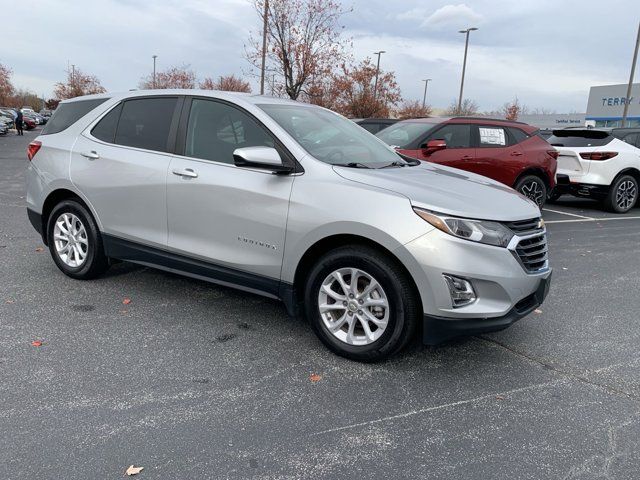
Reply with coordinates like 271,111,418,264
2,131,640,480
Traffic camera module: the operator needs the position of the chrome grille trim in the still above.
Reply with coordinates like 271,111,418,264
507,228,549,274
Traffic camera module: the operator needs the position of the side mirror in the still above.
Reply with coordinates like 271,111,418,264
233,146,293,174
421,139,447,156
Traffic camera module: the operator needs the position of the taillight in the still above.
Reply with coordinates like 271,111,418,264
27,141,41,161
579,151,618,161
547,150,559,159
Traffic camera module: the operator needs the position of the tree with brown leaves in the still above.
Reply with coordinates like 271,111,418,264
395,100,432,120
200,74,251,93
247,0,350,100
139,65,196,89
328,58,402,118
0,63,15,106
53,67,106,100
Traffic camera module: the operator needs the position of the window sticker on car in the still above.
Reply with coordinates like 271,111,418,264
479,127,506,146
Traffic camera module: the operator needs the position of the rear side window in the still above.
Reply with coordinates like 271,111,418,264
547,131,612,147
508,127,529,144
477,126,507,147
115,97,178,152
184,98,274,164
41,98,109,135
91,104,121,143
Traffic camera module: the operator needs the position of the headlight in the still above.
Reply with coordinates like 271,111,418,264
413,208,514,247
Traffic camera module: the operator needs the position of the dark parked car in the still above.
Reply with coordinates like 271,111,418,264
354,118,399,134
377,117,558,207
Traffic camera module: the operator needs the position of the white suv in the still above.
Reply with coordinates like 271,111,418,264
26,90,551,361
550,128,640,212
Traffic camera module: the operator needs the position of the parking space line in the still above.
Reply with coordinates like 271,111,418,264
542,208,594,219
546,216,640,224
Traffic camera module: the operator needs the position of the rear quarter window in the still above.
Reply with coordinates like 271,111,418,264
41,98,109,135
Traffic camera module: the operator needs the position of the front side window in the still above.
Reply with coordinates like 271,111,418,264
114,97,177,152
185,99,275,164
429,124,472,148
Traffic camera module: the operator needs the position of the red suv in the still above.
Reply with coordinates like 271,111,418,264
376,117,558,207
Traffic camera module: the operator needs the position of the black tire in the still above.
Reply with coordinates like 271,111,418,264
514,175,547,209
604,174,638,213
304,245,420,362
547,188,563,203
46,199,110,279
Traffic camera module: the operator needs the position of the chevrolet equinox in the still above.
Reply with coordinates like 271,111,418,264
26,90,552,361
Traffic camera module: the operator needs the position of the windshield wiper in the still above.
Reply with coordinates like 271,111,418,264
334,162,373,169
380,160,409,168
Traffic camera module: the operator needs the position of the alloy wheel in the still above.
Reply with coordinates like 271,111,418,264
520,180,545,207
616,180,637,211
317,267,390,346
53,213,89,268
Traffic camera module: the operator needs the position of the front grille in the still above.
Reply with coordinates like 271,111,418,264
514,233,548,273
504,218,543,235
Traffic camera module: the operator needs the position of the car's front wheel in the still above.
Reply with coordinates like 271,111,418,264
604,174,638,213
304,245,419,362
46,199,110,279
515,175,547,209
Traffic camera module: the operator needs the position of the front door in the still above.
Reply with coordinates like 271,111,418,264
166,98,294,283
419,123,475,169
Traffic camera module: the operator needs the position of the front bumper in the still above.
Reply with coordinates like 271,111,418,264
423,274,551,344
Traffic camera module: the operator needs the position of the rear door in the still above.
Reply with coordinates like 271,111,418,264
418,123,474,167
166,97,294,284
71,96,181,247
471,124,520,185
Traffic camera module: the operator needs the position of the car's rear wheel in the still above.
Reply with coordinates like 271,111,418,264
515,175,547,208
604,174,638,213
46,199,110,279
304,245,419,362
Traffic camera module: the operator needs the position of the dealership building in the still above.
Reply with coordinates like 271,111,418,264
585,82,640,127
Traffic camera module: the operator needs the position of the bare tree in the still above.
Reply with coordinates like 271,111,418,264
53,67,106,100
139,65,196,89
246,0,350,100
445,98,479,116
0,63,15,106
395,100,432,120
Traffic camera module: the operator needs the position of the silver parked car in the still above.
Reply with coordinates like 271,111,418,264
26,90,551,361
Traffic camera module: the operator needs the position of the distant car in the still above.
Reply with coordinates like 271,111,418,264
549,128,640,212
376,117,558,208
0,112,14,130
23,112,40,125
0,121,8,135
354,118,399,134
22,116,36,130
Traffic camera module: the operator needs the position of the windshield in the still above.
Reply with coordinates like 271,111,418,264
258,104,404,167
376,121,437,148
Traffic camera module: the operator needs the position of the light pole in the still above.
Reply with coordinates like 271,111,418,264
622,21,640,127
260,0,269,95
422,78,432,108
373,50,386,101
152,55,158,89
71,64,76,91
457,27,478,115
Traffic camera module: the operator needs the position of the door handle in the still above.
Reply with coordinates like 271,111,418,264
80,151,100,160
510,151,523,156
172,168,198,178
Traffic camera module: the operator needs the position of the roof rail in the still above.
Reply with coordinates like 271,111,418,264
450,116,528,125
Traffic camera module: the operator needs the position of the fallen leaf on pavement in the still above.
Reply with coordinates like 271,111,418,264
562,267,568,270
122,298,132,305
496,395,505,400
534,309,542,314
5,299,14,304
35,247,44,252
310,373,322,383
125,465,144,476
31,340,43,347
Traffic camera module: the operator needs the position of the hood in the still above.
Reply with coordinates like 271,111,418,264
333,162,540,222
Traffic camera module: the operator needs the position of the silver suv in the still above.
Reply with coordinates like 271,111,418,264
26,90,551,361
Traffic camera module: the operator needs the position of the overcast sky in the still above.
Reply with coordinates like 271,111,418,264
2,0,638,112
